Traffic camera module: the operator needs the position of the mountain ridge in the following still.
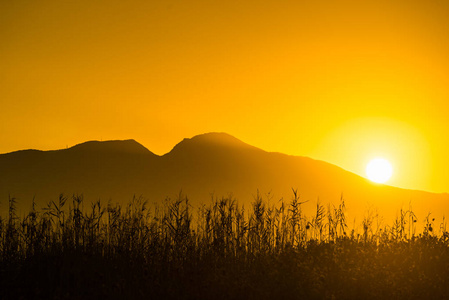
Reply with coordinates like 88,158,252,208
164,132,262,157
2,133,256,157
0,133,447,222
68,139,154,155
1,133,445,196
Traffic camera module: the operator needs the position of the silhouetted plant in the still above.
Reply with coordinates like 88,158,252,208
1,191,449,299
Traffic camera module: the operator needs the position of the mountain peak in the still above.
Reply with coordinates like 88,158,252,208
166,132,257,156
69,139,153,155
190,132,247,145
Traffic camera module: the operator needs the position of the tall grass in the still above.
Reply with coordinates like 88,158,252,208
1,191,449,299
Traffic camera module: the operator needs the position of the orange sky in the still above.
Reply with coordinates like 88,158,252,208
1,0,448,193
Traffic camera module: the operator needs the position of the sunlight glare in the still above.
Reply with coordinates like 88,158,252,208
366,158,393,183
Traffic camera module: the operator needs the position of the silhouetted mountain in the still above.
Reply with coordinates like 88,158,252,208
166,132,258,156
1,133,448,221
69,139,153,155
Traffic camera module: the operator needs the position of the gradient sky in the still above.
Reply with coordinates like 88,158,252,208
1,0,449,193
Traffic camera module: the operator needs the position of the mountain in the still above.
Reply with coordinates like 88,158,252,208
1,133,448,222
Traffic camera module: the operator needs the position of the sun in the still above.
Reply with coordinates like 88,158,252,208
366,158,393,183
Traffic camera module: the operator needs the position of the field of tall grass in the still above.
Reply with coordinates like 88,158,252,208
1,190,449,299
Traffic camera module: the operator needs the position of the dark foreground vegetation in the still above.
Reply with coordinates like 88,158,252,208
1,191,449,299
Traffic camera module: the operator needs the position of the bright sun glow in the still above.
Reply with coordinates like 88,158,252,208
366,158,393,183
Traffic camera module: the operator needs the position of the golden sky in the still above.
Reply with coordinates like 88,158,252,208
1,0,448,193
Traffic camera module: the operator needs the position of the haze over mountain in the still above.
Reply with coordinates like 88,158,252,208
1,133,448,222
